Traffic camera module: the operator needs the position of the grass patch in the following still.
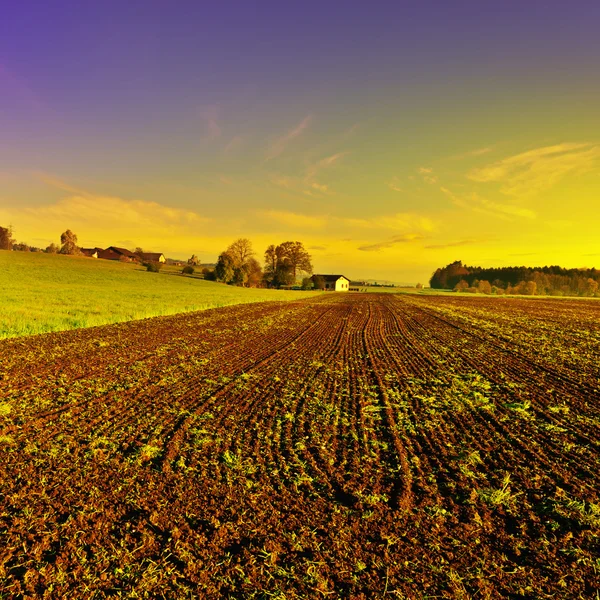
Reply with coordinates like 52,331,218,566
0,251,320,338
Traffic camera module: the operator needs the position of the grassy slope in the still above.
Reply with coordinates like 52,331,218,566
0,251,320,338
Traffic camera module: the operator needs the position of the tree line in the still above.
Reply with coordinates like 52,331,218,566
430,260,600,297
0,226,80,255
211,238,313,288
1,225,314,288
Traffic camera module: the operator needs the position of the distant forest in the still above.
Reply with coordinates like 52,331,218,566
430,261,600,296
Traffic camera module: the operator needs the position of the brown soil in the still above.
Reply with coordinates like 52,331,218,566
0,293,598,598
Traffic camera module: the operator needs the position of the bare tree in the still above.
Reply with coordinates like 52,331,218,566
188,254,201,266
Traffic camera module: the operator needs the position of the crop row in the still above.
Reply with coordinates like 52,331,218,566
0,293,598,598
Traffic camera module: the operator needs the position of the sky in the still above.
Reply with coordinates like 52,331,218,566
1,0,600,283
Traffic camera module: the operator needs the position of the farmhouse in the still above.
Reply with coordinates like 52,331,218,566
312,274,350,291
139,252,166,263
106,246,138,261
80,248,100,258
97,249,123,261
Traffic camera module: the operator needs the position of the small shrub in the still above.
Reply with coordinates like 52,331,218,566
144,261,162,273
182,265,195,275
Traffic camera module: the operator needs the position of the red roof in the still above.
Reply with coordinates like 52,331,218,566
97,249,122,261
139,252,165,262
107,246,137,258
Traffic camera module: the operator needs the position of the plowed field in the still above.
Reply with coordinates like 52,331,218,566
1,294,599,598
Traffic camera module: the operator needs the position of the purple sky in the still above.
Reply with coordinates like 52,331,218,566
2,0,600,280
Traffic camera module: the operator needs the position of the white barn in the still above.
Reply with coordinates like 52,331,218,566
312,274,350,291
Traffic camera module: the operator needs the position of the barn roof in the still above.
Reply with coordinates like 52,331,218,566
139,252,164,262
107,246,137,258
97,249,122,261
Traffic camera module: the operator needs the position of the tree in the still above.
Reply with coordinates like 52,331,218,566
586,278,599,296
144,261,162,273
60,229,80,255
215,252,236,283
264,244,287,286
13,242,30,252
45,243,59,254
202,267,216,281
134,247,144,261
264,241,312,287
245,257,263,288
416,283,423,289
301,277,313,290
313,275,326,291
0,225,14,250
227,238,254,268
454,280,469,292
274,262,295,287
188,254,201,266
477,280,492,294
277,241,312,279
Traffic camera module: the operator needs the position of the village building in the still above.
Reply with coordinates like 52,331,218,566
105,246,138,261
97,249,122,261
139,252,166,263
80,248,100,258
312,274,350,292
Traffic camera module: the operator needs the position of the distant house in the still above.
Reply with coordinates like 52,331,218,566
312,274,350,292
80,248,99,258
97,249,122,261
139,252,166,264
106,246,138,261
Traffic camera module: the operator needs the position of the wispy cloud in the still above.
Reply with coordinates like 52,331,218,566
424,239,477,250
441,187,536,220
27,194,209,230
451,147,493,160
305,151,349,183
387,177,403,192
260,210,327,229
198,105,221,141
344,213,437,233
418,167,438,185
223,135,244,154
468,142,600,197
358,233,424,252
266,114,312,160
16,175,213,249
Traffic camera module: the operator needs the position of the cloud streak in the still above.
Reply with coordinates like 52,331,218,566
260,210,327,229
266,114,312,160
198,105,221,141
468,142,600,197
358,233,424,252
441,187,536,220
424,239,477,250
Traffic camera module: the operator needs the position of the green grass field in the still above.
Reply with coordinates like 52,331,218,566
0,251,320,338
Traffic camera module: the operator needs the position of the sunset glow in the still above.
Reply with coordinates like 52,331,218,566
2,1,600,282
